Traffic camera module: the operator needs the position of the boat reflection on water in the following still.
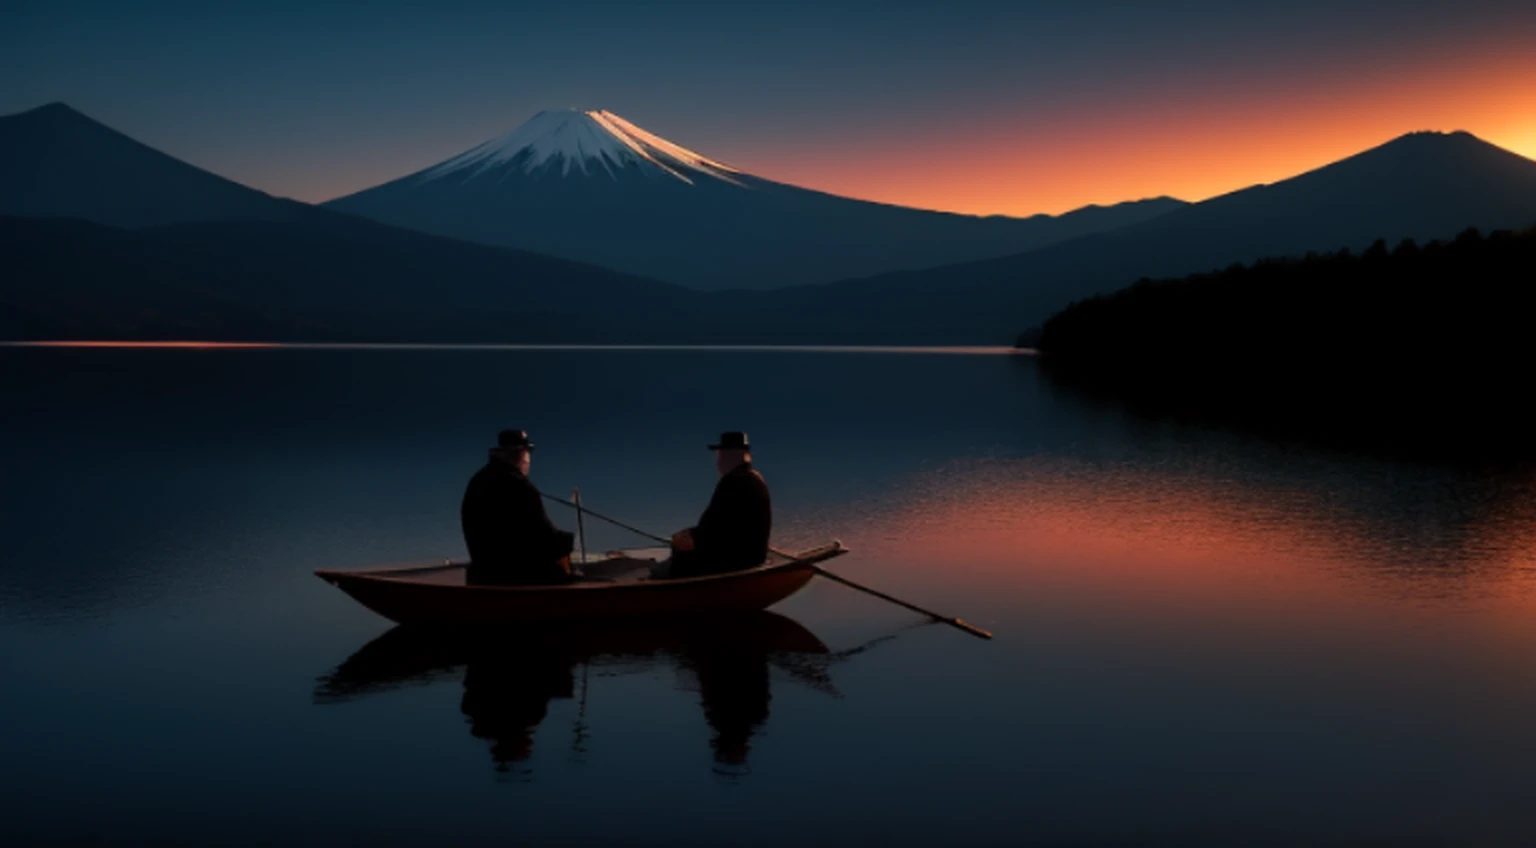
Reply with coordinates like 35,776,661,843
315,612,858,774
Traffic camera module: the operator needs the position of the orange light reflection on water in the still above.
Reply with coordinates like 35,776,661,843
811,457,1536,630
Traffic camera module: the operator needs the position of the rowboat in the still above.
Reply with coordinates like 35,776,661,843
314,541,847,625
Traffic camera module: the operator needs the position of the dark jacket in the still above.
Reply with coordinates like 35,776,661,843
460,460,575,585
673,462,772,578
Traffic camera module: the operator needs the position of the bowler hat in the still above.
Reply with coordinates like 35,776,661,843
497,429,535,451
708,431,750,451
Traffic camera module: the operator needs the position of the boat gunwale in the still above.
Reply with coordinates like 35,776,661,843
314,542,845,593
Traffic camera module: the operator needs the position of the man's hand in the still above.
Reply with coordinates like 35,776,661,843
671,529,695,552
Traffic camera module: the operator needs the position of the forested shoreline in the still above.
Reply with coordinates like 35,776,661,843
1029,225,1536,455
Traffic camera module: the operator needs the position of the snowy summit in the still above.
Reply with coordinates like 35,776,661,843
421,109,743,185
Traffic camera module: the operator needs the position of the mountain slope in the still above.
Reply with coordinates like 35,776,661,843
0,103,703,341
0,214,693,341
0,102,324,227
752,130,1536,342
326,109,1185,290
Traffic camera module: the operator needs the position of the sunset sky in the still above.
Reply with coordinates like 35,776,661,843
3,0,1533,216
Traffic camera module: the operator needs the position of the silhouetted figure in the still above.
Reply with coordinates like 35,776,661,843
461,429,574,585
665,432,772,578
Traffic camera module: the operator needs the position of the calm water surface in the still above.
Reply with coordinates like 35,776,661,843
5,347,1536,845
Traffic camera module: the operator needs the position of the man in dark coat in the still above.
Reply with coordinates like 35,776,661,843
666,431,772,578
460,429,575,585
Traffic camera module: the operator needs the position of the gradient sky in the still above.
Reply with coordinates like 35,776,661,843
4,0,1534,216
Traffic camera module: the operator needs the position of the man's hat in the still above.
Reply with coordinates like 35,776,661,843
497,429,535,451
708,431,750,451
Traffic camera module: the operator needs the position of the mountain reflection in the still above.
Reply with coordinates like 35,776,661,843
315,612,846,774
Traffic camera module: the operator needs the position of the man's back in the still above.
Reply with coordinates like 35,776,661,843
676,463,772,577
460,460,573,584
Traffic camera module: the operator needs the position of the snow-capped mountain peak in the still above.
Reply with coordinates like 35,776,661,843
420,109,742,185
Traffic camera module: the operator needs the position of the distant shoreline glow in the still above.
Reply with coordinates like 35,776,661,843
2,341,1023,355
11,341,282,349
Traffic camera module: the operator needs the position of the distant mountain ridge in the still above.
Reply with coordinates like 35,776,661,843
325,108,1186,289
738,129,1536,341
0,103,697,340
5,103,1534,345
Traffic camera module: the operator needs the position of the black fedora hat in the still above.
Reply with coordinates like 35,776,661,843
708,431,750,451
496,429,535,451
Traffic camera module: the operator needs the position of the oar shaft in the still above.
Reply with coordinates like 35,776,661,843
806,563,993,640
766,544,989,640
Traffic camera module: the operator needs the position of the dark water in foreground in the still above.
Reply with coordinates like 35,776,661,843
5,346,1536,845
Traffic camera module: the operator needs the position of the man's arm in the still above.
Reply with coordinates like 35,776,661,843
671,528,696,551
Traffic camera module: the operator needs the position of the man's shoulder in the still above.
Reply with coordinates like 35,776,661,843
468,462,528,490
729,465,769,492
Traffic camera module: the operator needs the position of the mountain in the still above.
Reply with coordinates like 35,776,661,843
325,108,1185,290
0,103,696,341
10,104,1532,347
0,214,692,341
750,130,1536,342
0,102,324,226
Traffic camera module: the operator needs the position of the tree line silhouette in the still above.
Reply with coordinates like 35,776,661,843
1029,224,1536,455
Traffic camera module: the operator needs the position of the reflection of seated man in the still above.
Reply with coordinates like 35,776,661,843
689,636,772,769
663,431,771,579
460,429,575,585
460,644,576,769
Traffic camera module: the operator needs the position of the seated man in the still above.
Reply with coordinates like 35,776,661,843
665,431,772,578
460,429,575,585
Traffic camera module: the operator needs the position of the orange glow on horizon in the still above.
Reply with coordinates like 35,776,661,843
245,33,1536,221
722,48,1536,216
11,341,280,349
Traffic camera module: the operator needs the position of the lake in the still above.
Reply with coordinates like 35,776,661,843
5,345,1536,845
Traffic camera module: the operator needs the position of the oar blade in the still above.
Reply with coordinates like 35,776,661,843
949,618,994,640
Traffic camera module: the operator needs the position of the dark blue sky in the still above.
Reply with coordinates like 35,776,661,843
5,1,1534,213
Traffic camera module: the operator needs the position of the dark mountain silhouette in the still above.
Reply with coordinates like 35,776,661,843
0,214,692,341
1032,224,1536,458
324,108,1185,290
0,102,325,227
0,103,706,341
7,105,1535,347
750,130,1536,342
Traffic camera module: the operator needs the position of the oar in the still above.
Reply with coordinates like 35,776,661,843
540,491,993,640
773,547,993,641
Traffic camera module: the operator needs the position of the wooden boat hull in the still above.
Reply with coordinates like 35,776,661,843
315,542,845,625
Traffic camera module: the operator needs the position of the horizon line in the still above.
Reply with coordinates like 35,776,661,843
1,341,1024,355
